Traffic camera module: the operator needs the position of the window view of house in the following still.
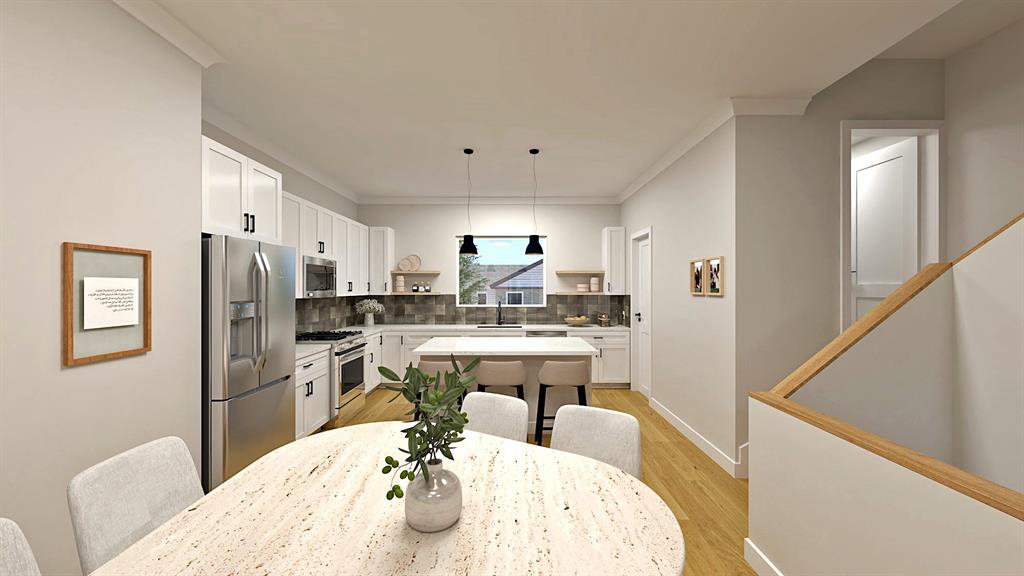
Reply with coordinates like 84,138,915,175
458,237,546,306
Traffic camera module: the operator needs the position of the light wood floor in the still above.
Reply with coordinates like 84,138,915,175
346,388,755,576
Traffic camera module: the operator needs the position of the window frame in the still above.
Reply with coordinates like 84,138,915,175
455,235,547,308
505,291,525,305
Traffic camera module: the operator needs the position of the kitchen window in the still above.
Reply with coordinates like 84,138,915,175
457,236,546,307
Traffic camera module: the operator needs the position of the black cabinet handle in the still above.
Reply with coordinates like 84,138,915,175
302,362,314,369
607,281,611,292
243,212,250,232
379,335,383,345
384,281,387,292
347,281,353,292
251,214,255,233
367,282,370,291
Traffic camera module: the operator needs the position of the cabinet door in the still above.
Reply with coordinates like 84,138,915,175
346,223,362,295
294,382,307,440
300,202,321,257
364,338,383,393
306,372,331,432
576,336,603,382
400,335,433,369
369,227,394,294
382,333,403,374
247,160,282,243
281,193,303,298
202,137,247,237
598,343,630,383
318,210,335,259
358,225,370,295
334,215,349,280
602,226,627,294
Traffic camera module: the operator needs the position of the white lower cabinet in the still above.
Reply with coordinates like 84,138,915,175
295,351,331,439
365,334,383,393
568,331,630,384
382,333,403,374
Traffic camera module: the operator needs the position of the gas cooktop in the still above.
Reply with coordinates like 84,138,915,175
296,330,362,342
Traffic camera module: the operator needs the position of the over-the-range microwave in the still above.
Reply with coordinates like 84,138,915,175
303,255,336,298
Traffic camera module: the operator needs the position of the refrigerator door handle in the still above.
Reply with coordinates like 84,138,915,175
253,252,269,371
259,252,271,371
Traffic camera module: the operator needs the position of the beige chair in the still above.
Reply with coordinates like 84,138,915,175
0,518,41,576
475,360,526,400
463,391,529,441
67,437,203,574
535,360,590,445
551,405,642,478
416,360,463,383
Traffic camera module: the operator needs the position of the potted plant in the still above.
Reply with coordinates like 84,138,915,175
355,298,385,326
378,356,479,533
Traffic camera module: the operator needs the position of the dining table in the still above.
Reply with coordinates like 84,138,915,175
93,421,685,575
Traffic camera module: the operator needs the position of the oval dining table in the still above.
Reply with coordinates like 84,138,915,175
93,421,685,576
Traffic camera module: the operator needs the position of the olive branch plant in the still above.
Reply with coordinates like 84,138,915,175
377,355,480,501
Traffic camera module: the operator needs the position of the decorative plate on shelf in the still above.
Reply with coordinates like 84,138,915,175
398,257,413,271
407,254,421,271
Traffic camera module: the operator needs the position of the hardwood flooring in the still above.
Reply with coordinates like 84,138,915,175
345,388,755,576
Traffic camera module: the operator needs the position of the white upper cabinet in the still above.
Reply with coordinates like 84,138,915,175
202,136,282,243
300,202,335,259
369,227,395,294
281,192,303,298
602,226,627,294
333,214,350,289
346,222,369,296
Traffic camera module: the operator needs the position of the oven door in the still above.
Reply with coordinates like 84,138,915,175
336,345,365,410
303,256,336,298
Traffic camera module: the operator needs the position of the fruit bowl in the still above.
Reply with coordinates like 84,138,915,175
564,315,589,327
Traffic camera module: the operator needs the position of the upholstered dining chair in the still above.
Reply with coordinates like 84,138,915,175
550,405,642,478
0,518,41,576
67,436,203,574
463,391,529,442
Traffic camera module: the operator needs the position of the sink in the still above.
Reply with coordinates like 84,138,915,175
475,324,523,329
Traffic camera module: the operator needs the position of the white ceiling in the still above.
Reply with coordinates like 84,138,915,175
880,0,1024,59
159,1,955,202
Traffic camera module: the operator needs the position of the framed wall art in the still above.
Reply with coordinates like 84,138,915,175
63,242,151,366
690,259,705,296
705,256,724,297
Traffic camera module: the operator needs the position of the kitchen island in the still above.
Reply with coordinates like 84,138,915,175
415,336,598,428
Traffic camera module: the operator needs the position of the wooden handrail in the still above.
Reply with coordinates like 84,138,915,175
771,262,951,398
751,391,1024,521
953,211,1024,265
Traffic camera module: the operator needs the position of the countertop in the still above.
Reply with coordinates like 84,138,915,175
295,343,332,361
415,336,598,357
349,323,629,333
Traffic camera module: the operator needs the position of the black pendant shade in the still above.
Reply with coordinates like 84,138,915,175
525,234,543,256
460,234,478,255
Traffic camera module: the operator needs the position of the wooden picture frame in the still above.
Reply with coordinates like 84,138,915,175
690,259,705,296
63,242,152,366
705,256,724,297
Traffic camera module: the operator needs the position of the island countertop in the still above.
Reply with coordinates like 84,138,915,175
414,336,597,357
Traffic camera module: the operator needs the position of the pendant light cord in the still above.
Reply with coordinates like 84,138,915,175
531,151,538,234
466,151,473,233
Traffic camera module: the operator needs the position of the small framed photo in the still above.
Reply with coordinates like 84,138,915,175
705,256,724,297
690,259,705,296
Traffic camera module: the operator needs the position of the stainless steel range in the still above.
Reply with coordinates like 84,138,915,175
296,330,366,419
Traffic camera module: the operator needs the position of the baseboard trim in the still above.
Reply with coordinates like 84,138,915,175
649,398,744,477
735,442,749,478
744,539,784,576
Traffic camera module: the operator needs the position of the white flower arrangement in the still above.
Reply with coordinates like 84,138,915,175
355,299,385,315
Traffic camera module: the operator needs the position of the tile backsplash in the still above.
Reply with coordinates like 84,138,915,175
296,294,630,333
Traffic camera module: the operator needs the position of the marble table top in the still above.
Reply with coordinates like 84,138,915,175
415,336,598,357
94,422,684,576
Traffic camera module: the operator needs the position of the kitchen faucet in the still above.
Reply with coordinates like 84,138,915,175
497,299,504,325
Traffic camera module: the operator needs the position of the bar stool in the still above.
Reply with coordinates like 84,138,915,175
416,360,466,415
475,360,526,400
535,360,590,445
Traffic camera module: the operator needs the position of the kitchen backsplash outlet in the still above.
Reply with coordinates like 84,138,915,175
296,294,629,334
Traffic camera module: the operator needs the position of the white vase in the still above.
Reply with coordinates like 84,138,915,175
364,313,374,326
405,459,462,533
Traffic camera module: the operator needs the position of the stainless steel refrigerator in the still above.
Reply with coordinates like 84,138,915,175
202,235,296,491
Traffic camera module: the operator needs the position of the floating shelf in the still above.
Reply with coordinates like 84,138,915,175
555,270,605,276
555,291,610,296
391,270,440,275
390,291,447,296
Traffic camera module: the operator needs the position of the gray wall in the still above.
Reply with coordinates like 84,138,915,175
0,2,202,573
621,119,738,461
202,121,359,219
945,18,1024,257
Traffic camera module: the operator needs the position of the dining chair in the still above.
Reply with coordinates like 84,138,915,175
550,405,641,478
67,436,204,574
475,360,526,400
0,518,41,576
462,391,529,442
534,360,590,445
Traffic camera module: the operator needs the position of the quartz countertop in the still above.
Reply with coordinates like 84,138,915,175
415,336,598,357
348,323,629,333
295,343,332,361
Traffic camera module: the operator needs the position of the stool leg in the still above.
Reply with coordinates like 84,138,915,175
515,385,525,400
534,384,548,446
577,385,587,406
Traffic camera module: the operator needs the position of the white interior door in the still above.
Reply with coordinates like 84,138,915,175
849,138,918,325
631,232,652,397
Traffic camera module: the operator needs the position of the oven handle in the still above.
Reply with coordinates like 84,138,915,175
336,347,365,363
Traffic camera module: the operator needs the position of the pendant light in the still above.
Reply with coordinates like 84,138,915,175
459,148,478,255
525,148,544,256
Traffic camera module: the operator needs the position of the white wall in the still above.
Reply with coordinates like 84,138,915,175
792,273,956,462
746,399,1024,576
945,19,1024,258
0,2,202,573
357,203,620,295
202,121,359,219
952,218,1023,492
620,119,738,466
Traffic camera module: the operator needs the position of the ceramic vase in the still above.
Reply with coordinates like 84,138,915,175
405,459,462,533
365,313,374,326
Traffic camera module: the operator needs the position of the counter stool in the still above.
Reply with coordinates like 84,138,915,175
475,360,526,400
535,360,590,445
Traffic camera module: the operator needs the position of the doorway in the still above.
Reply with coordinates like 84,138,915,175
630,228,652,398
840,121,943,330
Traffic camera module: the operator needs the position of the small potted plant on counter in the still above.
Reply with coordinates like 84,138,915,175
355,298,385,326
378,356,479,533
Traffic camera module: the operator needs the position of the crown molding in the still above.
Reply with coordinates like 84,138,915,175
202,105,362,204
358,195,621,206
113,0,225,68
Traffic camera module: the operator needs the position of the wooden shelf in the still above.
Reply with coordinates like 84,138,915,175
390,291,447,296
391,270,440,275
555,270,604,276
555,291,609,296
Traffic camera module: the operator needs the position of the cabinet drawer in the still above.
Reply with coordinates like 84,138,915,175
296,353,330,381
